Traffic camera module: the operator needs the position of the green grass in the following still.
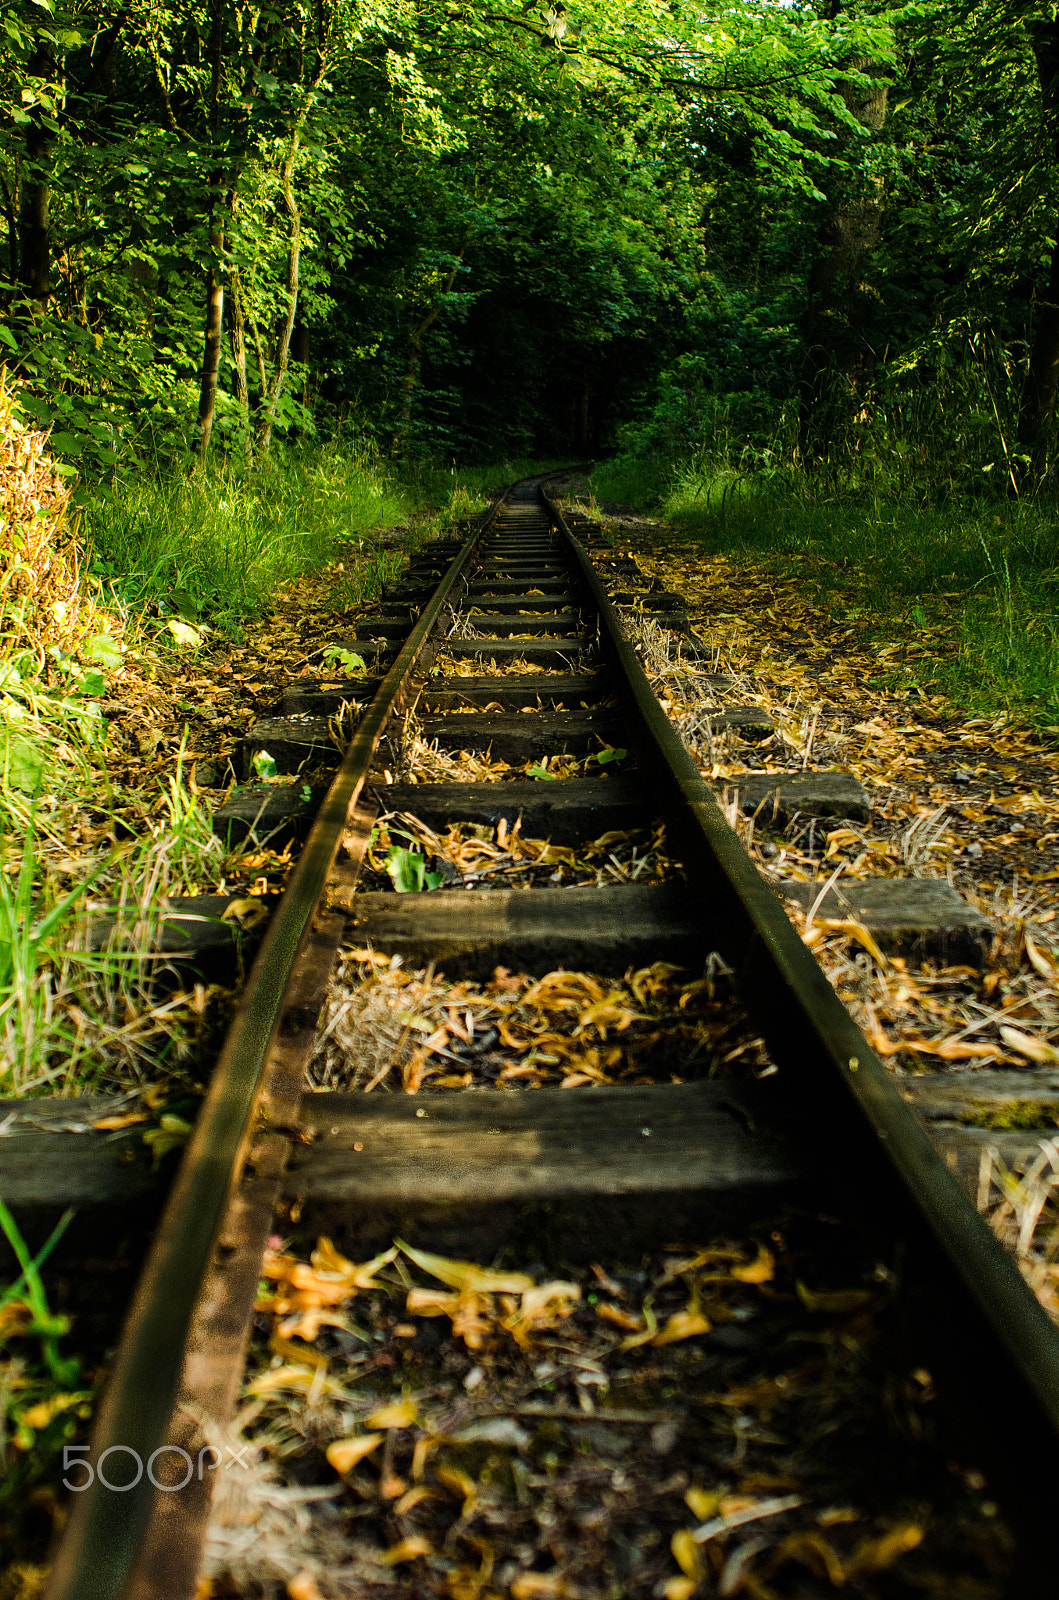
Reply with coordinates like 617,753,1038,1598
592,458,1059,728
79,439,416,631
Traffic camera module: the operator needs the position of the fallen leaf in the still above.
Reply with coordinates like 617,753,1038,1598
510,1574,568,1599
325,1434,383,1473
670,1529,703,1581
167,619,204,647
381,1536,433,1565
652,1309,712,1345
397,1238,535,1294
732,1245,774,1283
796,1283,875,1315
286,1575,325,1600
998,1026,1059,1064
365,1398,417,1429
845,1520,924,1577
1026,933,1059,988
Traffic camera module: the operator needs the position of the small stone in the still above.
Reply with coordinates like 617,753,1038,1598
650,1420,681,1455
965,842,983,858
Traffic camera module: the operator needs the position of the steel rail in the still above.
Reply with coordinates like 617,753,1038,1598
544,484,1059,1559
44,496,503,1600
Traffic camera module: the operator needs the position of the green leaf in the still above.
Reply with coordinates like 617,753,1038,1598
85,633,122,670
2,734,44,794
592,745,627,766
385,846,443,892
47,432,82,455
526,762,559,780
252,749,279,779
78,669,106,698
167,619,203,647
323,644,368,672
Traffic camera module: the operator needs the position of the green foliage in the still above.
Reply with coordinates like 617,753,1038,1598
0,1203,89,1524
630,466,1059,726
384,846,444,893
322,646,368,673
78,442,412,629
252,750,279,781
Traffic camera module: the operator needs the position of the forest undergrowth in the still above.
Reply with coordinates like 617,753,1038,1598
593,456,1059,730
0,400,499,1106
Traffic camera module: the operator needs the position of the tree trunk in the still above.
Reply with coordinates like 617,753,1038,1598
254,38,329,461
17,44,57,303
195,235,225,459
798,44,890,463
255,156,301,460
1015,20,1059,487
227,269,252,459
194,0,225,464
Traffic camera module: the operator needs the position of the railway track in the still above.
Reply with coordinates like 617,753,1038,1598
6,473,1059,1596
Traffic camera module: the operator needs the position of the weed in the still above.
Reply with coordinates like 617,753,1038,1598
0,1203,90,1527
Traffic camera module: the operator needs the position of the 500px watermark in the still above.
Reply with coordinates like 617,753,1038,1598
63,1443,251,1493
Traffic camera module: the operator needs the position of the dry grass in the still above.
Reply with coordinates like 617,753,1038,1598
308,949,762,1093
0,376,121,667
976,1140,1059,1323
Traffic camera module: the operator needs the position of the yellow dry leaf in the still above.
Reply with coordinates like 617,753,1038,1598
905,1037,1002,1062
325,1434,383,1473
522,971,605,1009
269,1333,329,1368
407,1286,461,1317
221,897,269,927
1026,933,1059,988
653,1309,711,1345
380,1472,407,1500
311,1239,398,1288
285,1266,350,1306
999,1025,1059,1064
732,1246,774,1284
92,1111,148,1130
394,1485,440,1515
814,918,890,967
775,1530,846,1585
597,1302,643,1332
286,1574,325,1600
824,828,863,856
663,1581,697,1600
451,1293,495,1349
670,1528,703,1581
247,1365,329,1397
436,1464,479,1517
278,1308,348,1341
796,1283,874,1315
685,1487,720,1521
366,1398,418,1429
576,999,644,1035
397,1239,535,1294
501,1280,581,1345
845,1521,923,1577
412,1434,437,1481
381,1536,433,1565
510,1574,567,1599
